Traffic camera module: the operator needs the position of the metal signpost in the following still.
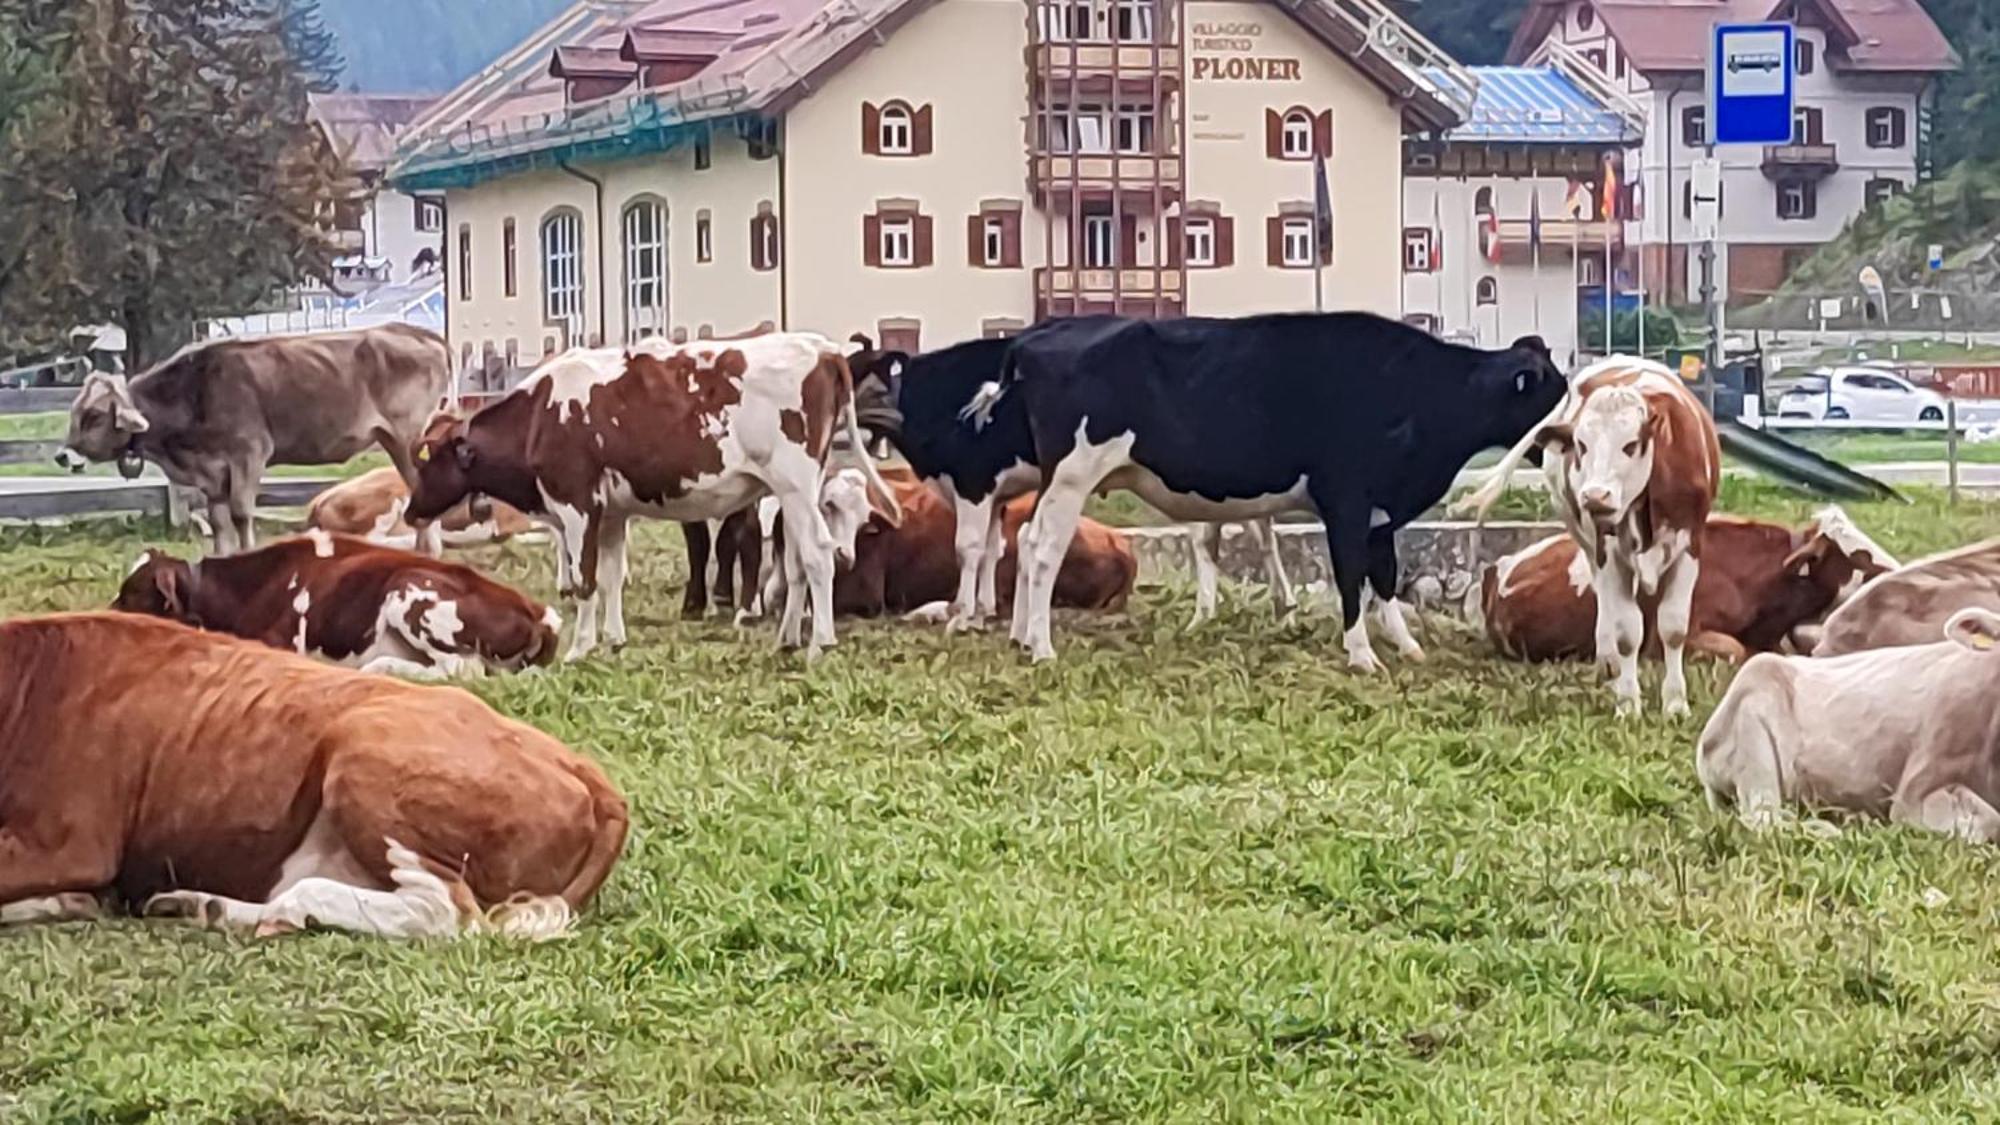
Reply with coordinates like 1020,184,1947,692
1705,22,1795,411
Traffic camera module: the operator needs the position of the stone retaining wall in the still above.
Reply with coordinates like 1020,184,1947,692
1124,521,1563,616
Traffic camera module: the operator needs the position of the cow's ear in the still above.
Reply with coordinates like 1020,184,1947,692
153,560,191,618
1780,535,1829,577
1534,422,1574,451
113,400,150,433
1947,608,2000,652
1510,335,1551,359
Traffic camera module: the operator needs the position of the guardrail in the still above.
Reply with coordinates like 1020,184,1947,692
0,388,79,414
0,476,338,524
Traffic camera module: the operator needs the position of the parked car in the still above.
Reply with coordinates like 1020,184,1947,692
1775,367,1949,423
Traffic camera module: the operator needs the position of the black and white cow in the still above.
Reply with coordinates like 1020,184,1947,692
851,333,1294,631
987,312,1566,664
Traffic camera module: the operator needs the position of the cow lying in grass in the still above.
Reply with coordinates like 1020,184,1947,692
1698,607,2000,841
308,465,538,549
0,613,626,939
115,530,559,678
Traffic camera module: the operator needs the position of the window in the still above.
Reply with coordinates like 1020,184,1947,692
1113,0,1154,42
1866,107,1907,149
539,210,583,328
622,199,666,342
1577,5,1594,30
880,103,912,154
750,206,779,272
881,218,914,265
1280,110,1312,159
981,318,1025,339
1048,102,1109,153
1791,106,1823,145
1777,180,1816,220
1796,39,1815,75
1473,186,1494,216
1476,277,1498,305
1682,106,1706,147
415,198,443,233
1585,48,1605,71
1114,103,1155,154
1402,227,1434,273
745,118,778,161
982,217,1005,265
1404,313,1440,335
1866,178,1904,209
1186,218,1216,266
457,224,472,302
1037,0,1096,41
1280,217,1313,267
694,136,711,170
502,218,518,297
695,211,713,263
1580,256,1603,286
1082,214,1116,268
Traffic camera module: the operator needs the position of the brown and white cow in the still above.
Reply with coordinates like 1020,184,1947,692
1482,507,1898,664
403,334,899,660
1698,607,2000,841
114,530,559,678
748,465,1136,620
1813,536,2000,656
57,325,453,556
1533,356,1722,717
307,466,538,549
0,613,626,939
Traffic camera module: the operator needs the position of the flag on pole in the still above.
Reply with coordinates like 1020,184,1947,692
1429,190,1444,271
1530,189,1544,335
1528,189,1543,252
1312,154,1333,260
1563,180,1588,219
1483,210,1502,265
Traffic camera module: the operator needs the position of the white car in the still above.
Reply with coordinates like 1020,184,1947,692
1776,367,1948,424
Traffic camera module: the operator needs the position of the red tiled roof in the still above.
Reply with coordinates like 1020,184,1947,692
1509,0,1956,73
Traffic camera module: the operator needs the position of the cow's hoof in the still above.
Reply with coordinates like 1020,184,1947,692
1614,699,1643,720
1346,651,1385,675
1400,645,1428,663
1664,699,1691,720
144,892,221,927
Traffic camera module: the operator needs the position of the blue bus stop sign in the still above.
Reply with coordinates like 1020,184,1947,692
1710,23,1795,145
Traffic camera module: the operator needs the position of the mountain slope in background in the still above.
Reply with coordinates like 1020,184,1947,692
319,0,570,93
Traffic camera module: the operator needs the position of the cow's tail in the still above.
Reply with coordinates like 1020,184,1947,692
958,349,1018,432
838,356,904,526
554,761,630,915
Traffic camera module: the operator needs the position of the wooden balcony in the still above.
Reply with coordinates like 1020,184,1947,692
1037,266,1183,300
1030,153,1182,209
1032,42,1181,77
1761,143,1839,179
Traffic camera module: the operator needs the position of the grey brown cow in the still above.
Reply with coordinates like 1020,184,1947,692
58,325,453,555
1698,607,2000,842
1813,536,2000,656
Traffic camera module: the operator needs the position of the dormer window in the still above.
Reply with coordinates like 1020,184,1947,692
549,46,636,103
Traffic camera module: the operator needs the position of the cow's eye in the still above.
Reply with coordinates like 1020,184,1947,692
1576,442,1589,456
1622,441,1640,456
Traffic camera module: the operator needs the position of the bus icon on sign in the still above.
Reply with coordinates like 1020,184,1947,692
1727,52,1782,73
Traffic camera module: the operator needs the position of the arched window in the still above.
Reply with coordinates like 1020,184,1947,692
749,203,779,272
541,209,584,336
1281,109,1312,159
1476,277,1498,305
1577,5,1594,31
456,224,472,302
621,199,667,343
1474,186,1495,216
879,103,913,154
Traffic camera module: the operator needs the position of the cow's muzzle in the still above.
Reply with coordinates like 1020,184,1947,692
53,447,87,473
1579,487,1618,522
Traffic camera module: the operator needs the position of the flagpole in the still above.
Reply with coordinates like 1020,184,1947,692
1531,189,1542,337
1571,215,1581,365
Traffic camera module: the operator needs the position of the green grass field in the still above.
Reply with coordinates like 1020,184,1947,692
3,487,2000,1120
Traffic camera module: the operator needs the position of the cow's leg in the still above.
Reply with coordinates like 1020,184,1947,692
1010,510,1038,646
599,515,632,650
713,515,741,609
226,461,262,553
0,830,117,926
1365,529,1424,661
367,589,483,679
737,516,762,618
145,837,468,940
975,501,1007,625
206,495,238,554
1592,553,1646,718
1893,782,2000,844
1251,518,1297,618
1657,553,1699,719
774,483,838,655
1311,486,1381,674
680,522,712,620
548,503,604,662
947,492,994,631
1020,448,1119,663
1188,523,1222,629
1,893,104,925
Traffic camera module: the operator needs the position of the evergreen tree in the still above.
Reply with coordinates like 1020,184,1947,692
0,0,349,367
1392,0,1531,67
279,0,345,93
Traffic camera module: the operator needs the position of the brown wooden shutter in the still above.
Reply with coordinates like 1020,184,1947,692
1313,110,1332,159
862,102,880,155
913,105,934,155
1002,211,1022,268
1119,213,1137,267
1264,109,1282,159
1266,216,1283,267
1893,110,1907,148
1216,216,1234,267
750,216,764,270
967,214,984,266
1804,182,1818,220
914,213,934,267
1320,224,1333,267
863,213,881,266
1166,217,1182,267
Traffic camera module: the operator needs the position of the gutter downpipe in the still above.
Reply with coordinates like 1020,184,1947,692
777,119,790,331
558,160,609,346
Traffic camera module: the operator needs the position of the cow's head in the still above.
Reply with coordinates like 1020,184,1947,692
1783,505,1900,605
113,549,196,623
1536,385,1653,527
59,372,150,474
406,412,477,523
821,467,877,568
1947,607,2000,653
850,341,911,445
1476,336,1566,449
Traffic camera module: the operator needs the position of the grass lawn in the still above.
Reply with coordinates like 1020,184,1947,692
4,488,2000,1120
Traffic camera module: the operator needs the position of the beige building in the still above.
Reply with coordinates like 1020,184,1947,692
388,0,1474,384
